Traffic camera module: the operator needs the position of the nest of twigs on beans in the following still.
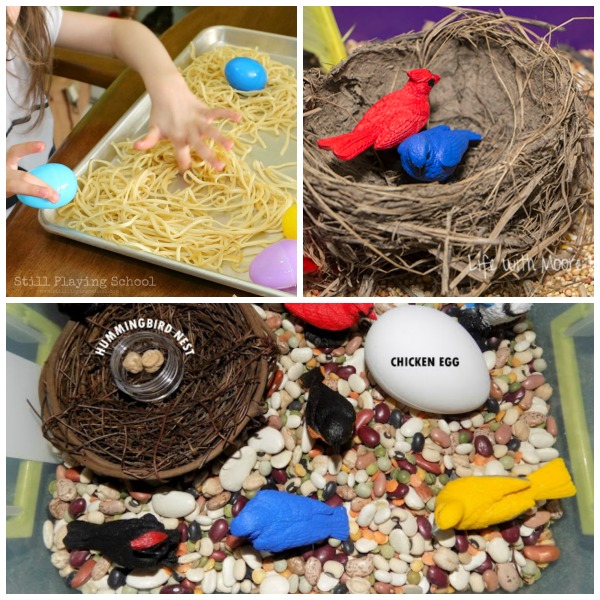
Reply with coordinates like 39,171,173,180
304,9,593,296
40,304,277,480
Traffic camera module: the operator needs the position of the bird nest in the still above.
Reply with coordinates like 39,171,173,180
40,304,277,480
304,9,593,296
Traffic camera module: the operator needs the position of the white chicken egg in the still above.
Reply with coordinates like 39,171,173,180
365,305,489,414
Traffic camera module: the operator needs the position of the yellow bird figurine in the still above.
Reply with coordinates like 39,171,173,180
434,458,576,531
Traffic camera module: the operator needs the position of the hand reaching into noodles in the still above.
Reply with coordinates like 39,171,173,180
52,12,241,173
134,72,242,172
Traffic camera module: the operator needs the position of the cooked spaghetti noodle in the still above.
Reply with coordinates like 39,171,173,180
57,46,296,273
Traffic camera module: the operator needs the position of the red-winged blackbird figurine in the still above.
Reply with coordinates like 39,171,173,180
285,302,376,348
64,513,180,569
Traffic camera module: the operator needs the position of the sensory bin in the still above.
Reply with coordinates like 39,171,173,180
41,303,584,593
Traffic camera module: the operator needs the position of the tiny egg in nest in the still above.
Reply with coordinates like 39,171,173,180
122,349,164,374
141,349,165,374
122,351,143,374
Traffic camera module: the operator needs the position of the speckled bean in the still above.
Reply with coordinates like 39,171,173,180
497,562,521,592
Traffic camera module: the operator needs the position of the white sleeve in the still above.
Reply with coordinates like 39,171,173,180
44,6,63,46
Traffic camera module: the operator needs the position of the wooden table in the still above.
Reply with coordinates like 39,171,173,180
7,6,297,298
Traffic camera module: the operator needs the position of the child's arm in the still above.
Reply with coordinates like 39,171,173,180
6,142,59,202
55,12,241,172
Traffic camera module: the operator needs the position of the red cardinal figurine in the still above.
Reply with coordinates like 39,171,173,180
285,303,376,331
318,68,440,160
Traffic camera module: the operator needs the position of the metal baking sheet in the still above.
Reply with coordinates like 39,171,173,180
39,26,297,297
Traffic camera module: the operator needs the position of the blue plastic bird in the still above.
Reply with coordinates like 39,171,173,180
397,124,482,182
230,490,349,552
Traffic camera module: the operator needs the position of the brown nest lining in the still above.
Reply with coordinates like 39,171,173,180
304,9,593,296
40,304,277,480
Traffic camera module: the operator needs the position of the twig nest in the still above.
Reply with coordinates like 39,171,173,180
40,304,277,480
303,9,593,296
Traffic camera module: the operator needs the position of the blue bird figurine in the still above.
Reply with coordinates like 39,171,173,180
230,490,349,552
397,124,482,182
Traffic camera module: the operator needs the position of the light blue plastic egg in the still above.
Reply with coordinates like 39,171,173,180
249,239,297,290
17,163,78,209
225,57,268,92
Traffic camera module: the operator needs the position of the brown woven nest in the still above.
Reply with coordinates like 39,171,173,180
304,9,593,296
40,304,277,480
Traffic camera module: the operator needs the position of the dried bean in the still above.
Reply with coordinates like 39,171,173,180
500,522,520,544
208,519,229,542
389,410,403,429
232,496,248,517
411,432,425,452
108,567,127,590
374,402,391,424
354,409,374,431
70,557,96,588
160,584,193,594
474,435,493,457
416,516,432,540
336,366,356,380
414,454,441,474
426,565,449,587
504,388,526,404
454,535,469,553
522,373,545,390
313,544,336,564
482,569,499,592
357,426,380,448
69,550,91,568
430,428,451,448
522,529,541,546
524,545,560,562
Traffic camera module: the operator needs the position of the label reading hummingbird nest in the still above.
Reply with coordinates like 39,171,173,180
94,318,195,356
390,356,460,367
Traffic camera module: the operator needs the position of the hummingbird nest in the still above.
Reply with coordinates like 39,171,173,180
40,304,277,480
304,9,593,296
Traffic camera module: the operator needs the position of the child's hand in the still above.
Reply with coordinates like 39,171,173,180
134,73,242,173
6,142,59,202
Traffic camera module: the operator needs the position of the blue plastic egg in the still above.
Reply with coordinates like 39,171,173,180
17,163,78,209
225,57,268,92
249,239,297,290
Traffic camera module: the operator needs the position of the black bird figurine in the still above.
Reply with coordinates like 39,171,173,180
453,303,532,350
299,368,356,455
58,303,107,322
64,513,180,569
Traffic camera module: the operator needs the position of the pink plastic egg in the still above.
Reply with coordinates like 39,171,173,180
249,239,297,290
